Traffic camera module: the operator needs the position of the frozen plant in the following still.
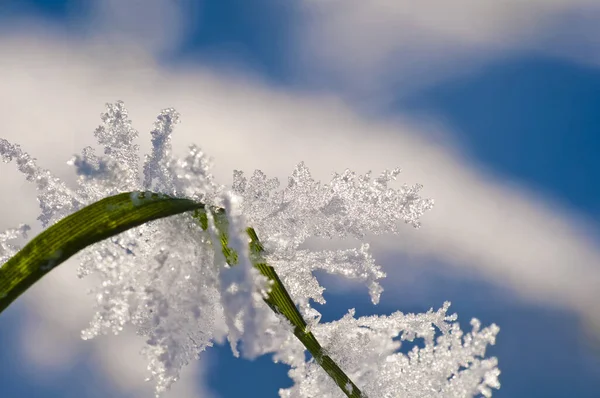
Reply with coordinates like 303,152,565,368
0,101,500,397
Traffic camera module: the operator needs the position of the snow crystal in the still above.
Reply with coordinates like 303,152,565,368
209,193,274,359
231,162,433,311
0,224,31,265
280,303,500,398
94,100,140,189
1,138,81,226
143,107,179,193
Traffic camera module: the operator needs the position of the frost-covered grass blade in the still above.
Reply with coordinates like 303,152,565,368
0,191,366,397
0,192,204,313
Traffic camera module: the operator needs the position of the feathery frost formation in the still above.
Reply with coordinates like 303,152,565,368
0,101,500,397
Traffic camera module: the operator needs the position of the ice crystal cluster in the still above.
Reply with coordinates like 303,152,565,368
0,101,500,397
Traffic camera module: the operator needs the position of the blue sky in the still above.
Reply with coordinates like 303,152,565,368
399,55,600,220
1,1,599,397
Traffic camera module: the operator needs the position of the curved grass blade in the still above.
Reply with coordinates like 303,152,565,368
0,192,365,397
0,191,205,314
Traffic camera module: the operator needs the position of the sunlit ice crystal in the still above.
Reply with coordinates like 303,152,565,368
280,303,500,398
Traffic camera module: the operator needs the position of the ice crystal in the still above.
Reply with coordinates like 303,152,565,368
0,138,81,226
209,194,274,358
0,224,30,265
0,101,500,397
279,303,500,398
231,164,433,310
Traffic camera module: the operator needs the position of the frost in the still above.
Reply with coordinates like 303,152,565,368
279,303,500,398
143,107,179,193
1,138,81,227
0,224,30,264
0,101,500,398
94,101,140,189
212,193,274,358
275,243,385,307
231,164,433,309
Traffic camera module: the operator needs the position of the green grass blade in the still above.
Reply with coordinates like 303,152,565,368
0,192,365,397
0,192,204,314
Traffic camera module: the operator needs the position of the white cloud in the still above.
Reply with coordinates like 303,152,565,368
82,0,194,57
0,0,192,58
1,23,599,395
292,0,600,96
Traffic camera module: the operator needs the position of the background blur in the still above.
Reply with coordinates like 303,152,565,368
1,1,599,397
